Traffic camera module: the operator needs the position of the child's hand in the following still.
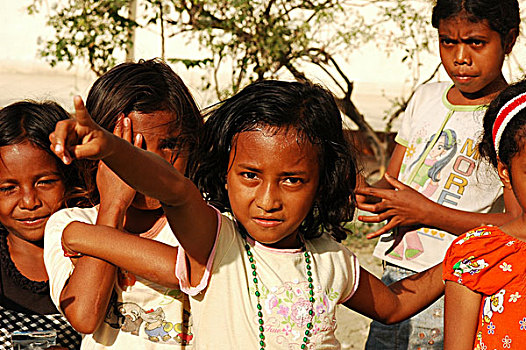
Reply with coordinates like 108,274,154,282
50,96,111,164
356,173,435,239
97,116,142,212
354,174,383,207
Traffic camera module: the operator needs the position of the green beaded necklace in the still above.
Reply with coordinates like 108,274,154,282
241,232,315,350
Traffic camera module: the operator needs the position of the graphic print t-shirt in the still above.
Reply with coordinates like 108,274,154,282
44,206,193,349
373,82,504,272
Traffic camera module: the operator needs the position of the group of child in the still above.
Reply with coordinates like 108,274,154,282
0,0,525,349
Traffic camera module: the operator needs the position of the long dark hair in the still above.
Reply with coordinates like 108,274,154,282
85,58,203,202
192,80,357,242
0,100,90,208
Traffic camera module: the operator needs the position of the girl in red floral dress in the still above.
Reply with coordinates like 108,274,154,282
443,79,526,349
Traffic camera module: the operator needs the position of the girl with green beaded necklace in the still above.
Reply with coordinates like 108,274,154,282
52,80,445,349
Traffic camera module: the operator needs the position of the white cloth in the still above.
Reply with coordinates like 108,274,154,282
177,212,360,349
373,82,504,272
44,207,193,349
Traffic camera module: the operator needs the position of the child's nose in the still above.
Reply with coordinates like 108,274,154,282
454,45,472,65
255,183,282,212
20,188,41,210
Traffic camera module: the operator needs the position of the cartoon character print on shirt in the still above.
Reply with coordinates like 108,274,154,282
454,227,493,245
103,292,193,345
452,256,489,282
250,280,339,347
387,128,493,263
407,129,458,196
482,289,506,325
386,130,458,262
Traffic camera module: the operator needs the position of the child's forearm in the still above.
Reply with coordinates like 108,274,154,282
384,264,444,323
344,265,444,324
102,135,191,207
63,221,179,288
59,257,116,334
359,178,520,238
421,197,519,235
59,203,126,334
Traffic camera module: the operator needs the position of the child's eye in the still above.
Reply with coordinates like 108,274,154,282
37,178,62,188
159,139,185,165
160,139,180,151
241,172,258,180
440,38,455,46
0,185,16,194
283,177,304,186
469,39,485,47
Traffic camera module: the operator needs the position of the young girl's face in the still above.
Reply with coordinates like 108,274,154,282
128,110,188,210
438,15,509,101
0,142,65,242
226,126,320,249
500,143,526,214
429,135,447,158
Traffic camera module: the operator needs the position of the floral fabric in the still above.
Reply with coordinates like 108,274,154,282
443,225,526,350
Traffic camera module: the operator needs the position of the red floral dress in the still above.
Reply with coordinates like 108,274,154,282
443,225,526,350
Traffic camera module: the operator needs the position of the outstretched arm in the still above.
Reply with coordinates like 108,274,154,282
444,281,480,350
51,96,217,286
344,264,444,324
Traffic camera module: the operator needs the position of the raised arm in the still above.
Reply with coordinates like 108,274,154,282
58,119,138,334
58,213,120,334
51,96,217,285
344,264,444,324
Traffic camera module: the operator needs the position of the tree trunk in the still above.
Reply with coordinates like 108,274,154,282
126,0,137,62
335,96,389,176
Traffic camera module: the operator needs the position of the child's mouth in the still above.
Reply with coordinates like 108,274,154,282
16,216,48,226
253,217,283,227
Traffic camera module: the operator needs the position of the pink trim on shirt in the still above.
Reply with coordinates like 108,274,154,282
340,254,361,304
175,207,222,296
139,216,167,239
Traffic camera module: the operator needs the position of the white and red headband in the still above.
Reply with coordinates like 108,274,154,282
492,91,526,156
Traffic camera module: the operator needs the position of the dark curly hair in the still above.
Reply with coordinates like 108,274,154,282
191,80,357,242
0,100,91,208
431,0,520,46
85,58,203,202
479,79,526,172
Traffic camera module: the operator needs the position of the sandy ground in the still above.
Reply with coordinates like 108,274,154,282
334,235,383,349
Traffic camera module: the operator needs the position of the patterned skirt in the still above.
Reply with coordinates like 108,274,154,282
0,305,81,349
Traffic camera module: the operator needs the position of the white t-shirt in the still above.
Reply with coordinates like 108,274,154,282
44,207,193,349
176,211,360,349
373,82,504,272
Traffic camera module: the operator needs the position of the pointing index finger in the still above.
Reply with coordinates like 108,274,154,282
73,95,94,127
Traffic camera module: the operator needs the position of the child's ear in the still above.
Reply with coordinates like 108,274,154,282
504,28,518,54
497,160,512,189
